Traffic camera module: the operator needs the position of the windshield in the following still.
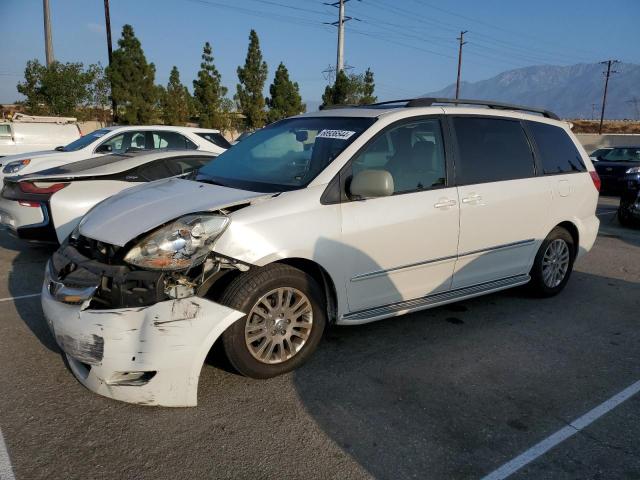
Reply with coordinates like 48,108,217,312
197,116,375,192
601,147,640,162
62,129,111,152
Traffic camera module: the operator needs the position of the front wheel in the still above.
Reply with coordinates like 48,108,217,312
528,227,575,297
220,264,326,379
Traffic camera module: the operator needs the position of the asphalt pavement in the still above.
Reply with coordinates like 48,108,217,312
0,196,639,480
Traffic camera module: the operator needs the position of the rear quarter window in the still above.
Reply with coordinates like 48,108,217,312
453,117,535,185
527,121,586,174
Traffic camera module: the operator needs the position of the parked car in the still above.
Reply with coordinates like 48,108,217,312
593,146,640,194
589,147,613,162
0,125,229,179
0,150,217,244
0,114,81,157
42,98,600,406
618,165,640,227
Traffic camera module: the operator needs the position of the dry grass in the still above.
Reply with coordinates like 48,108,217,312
570,120,640,134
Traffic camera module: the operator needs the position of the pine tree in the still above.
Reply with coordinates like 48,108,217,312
161,66,191,125
193,42,228,129
266,62,305,123
321,70,351,107
360,67,377,105
236,30,268,129
106,24,157,124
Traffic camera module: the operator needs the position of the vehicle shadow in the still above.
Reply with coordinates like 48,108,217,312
291,238,640,479
1,233,59,352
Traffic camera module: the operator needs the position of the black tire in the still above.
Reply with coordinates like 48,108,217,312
618,205,633,227
528,226,576,297
219,263,326,379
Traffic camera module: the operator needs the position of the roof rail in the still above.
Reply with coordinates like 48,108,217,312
367,97,560,120
318,104,359,111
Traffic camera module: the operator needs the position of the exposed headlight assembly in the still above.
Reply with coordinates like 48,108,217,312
124,214,230,271
625,166,640,174
3,159,30,174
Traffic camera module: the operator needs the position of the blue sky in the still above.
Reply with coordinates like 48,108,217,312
1,0,639,106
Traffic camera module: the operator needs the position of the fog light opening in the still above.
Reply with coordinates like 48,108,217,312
106,371,157,386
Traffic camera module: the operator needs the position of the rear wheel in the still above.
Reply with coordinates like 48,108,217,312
529,227,575,297
618,204,633,227
220,264,326,379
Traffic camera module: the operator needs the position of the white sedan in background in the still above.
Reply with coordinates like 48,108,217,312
0,150,218,244
0,125,230,179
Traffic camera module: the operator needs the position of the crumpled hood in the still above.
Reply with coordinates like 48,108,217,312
79,178,269,246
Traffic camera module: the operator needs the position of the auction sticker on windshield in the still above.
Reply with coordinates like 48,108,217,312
316,129,356,140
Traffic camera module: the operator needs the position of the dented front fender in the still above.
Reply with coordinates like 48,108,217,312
42,282,244,407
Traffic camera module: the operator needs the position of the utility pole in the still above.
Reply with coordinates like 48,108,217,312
598,59,619,134
43,0,54,66
324,0,358,75
104,0,117,123
591,103,596,121
455,30,468,99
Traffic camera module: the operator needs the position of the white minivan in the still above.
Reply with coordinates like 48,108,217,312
0,114,81,157
42,98,600,406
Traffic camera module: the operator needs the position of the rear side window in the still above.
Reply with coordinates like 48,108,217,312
153,132,198,150
164,155,213,176
0,125,12,138
453,117,535,185
196,132,231,149
527,122,586,174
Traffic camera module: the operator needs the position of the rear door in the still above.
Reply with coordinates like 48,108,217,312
450,116,551,289
340,117,460,312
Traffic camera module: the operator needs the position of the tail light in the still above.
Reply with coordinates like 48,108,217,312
19,182,69,195
589,171,601,192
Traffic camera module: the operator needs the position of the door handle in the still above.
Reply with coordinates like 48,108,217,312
434,199,457,209
461,194,483,204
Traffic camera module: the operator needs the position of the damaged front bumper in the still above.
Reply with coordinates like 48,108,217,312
42,260,244,407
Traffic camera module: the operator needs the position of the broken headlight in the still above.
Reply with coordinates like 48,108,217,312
124,214,230,271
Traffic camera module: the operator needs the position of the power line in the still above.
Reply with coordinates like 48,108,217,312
599,60,619,134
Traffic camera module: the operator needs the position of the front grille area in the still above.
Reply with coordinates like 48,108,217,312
52,238,168,309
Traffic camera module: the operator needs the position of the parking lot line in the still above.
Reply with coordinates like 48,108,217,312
0,293,40,303
481,379,640,480
0,428,15,480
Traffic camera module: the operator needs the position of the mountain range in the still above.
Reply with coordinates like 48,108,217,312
423,62,640,120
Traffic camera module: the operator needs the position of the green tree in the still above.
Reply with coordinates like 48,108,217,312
360,67,377,105
266,62,305,123
321,70,352,107
236,29,268,129
321,68,377,107
86,63,111,123
161,66,191,125
193,42,228,129
106,24,157,124
17,60,95,117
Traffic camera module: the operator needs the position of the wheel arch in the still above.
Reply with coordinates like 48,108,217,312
274,257,338,324
556,220,579,251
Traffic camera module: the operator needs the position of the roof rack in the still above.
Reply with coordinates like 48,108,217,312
368,97,560,120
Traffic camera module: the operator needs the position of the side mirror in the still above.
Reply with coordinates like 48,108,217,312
350,169,394,199
96,144,112,153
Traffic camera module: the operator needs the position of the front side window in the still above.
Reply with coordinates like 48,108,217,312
351,119,446,194
197,117,375,192
453,117,535,185
527,121,585,174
